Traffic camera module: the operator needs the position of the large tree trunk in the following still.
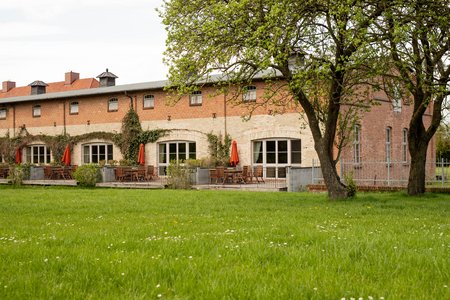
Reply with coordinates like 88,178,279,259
407,146,427,195
315,142,348,200
407,121,429,195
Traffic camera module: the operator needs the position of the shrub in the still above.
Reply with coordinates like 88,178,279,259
166,161,192,189
344,172,357,198
7,163,31,186
73,164,101,187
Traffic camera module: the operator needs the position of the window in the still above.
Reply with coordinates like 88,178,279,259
386,127,392,163
353,125,361,164
0,108,6,120
26,145,51,164
83,144,113,164
70,102,79,115
33,105,41,117
252,139,301,178
158,141,196,175
108,98,118,112
392,84,402,112
243,86,257,102
189,91,202,106
143,95,155,109
402,128,408,162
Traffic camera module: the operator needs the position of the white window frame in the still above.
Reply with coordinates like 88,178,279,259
243,86,257,102
70,102,79,115
108,98,118,112
26,145,51,164
158,141,196,175
143,95,155,109
386,127,392,164
0,108,6,120
189,91,202,106
83,143,114,164
33,105,41,117
353,125,361,164
252,139,301,179
392,84,402,113
402,128,408,163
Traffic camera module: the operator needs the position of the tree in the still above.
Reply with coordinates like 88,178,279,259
436,123,450,160
380,0,450,195
160,0,387,199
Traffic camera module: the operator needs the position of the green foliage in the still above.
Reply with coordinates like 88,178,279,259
344,172,357,198
436,125,450,160
166,160,193,189
206,133,231,166
7,163,30,186
72,164,101,187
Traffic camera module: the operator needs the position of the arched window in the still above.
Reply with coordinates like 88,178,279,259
158,141,196,175
353,125,361,163
108,98,118,112
386,127,392,163
402,128,408,162
26,145,51,164
83,143,113,164
252,139,301,178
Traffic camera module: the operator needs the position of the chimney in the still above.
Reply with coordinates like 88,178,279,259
65,71,79,85
96,68,118,87
29,81,48,95
2,81,16,92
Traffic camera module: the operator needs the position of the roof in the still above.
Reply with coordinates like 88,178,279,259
97,68,118,79
0,70,280,105
0,78,100,100
29,81,48,87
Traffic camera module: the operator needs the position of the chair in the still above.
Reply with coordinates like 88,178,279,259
115,167,130,182
215,167,225,184
146,165,155,181
44,166,53,179
237,165,252,183
253,165,265,183
209,169,218,184
137,166,146,181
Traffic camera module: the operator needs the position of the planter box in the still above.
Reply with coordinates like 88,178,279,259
101,167,116,182
29,166,44,180
195,168,210,185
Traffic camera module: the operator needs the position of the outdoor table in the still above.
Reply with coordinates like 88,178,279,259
224,169,244,184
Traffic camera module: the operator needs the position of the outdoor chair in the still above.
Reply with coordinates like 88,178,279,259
253,165,265,183
237,165,252,183
209,169,219,184
44,166,53,179
137,166,146,181
146,165,155,181
215,167,225,184
115,167,130,182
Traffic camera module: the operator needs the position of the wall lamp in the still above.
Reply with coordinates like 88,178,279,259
167,115,171,121
87,120,90,125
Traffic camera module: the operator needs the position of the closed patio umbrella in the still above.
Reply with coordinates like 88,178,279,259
229,140,239,167
137,143,145,165
61,144,71,166
15,148,22,164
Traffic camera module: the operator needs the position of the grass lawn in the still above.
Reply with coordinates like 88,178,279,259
0,186,448,299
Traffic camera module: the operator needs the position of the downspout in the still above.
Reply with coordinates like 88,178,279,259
223,92,227,137
124,91,133,110
12,104,16,137
63,100,66,135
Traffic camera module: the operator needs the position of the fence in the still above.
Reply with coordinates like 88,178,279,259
312,158,450,188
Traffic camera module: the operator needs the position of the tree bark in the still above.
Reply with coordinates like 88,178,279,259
407,143,427,195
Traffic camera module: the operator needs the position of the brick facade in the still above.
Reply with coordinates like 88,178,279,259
0,71,435,181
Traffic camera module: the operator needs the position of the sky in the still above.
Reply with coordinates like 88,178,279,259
0,0,168,87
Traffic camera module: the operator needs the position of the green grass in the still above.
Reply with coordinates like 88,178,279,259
0,186,448,299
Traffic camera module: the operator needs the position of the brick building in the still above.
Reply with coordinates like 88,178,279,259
0,70,435,182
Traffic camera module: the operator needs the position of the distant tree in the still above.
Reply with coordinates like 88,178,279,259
436,124,450,160
378,0,450,195
160,0,387,199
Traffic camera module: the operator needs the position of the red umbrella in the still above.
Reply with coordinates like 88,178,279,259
15,148,22,164
61,144,71,166
229,140,239,167
137,143,145,165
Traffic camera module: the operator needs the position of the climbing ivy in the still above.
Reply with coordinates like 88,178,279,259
0,108,169,165
206,132,231,166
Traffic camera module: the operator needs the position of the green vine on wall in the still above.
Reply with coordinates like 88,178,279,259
0,108,169,165
206,132,231,166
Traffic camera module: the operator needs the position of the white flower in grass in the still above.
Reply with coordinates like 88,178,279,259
157,294,162,298
44,258,48,263
121,273,125,276
368,296,374,300
156,284,160,288
380,297,385,300
188,256,193,259
313,287,317,291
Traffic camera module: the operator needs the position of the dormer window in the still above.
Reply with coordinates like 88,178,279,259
29,81,48,95
143,95,155,109
243,86,257,102
70,102,79,115
108,98,118,112
32,105,41,117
